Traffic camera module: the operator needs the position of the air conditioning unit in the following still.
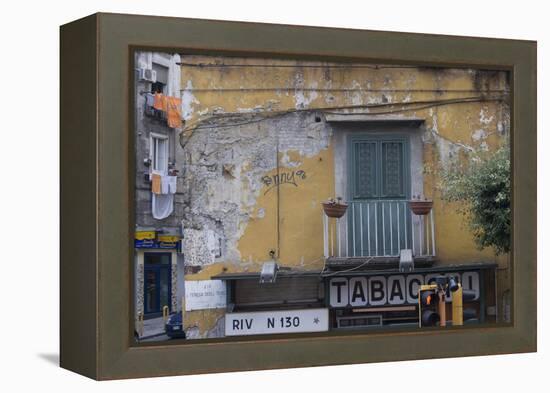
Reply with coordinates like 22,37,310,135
138,68,157,83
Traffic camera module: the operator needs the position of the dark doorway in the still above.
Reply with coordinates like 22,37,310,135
143,252,172,317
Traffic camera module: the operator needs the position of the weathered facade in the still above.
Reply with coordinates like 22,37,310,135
133,52,184,335
135,53,511,339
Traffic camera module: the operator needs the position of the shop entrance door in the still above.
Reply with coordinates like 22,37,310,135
143,252,172,317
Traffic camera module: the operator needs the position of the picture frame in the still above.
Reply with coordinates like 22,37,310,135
60,12,536,380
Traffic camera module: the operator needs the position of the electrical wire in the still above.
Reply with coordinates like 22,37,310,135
321,258,375,277
178,62,421,69
182,87,509,94
179,95,507,149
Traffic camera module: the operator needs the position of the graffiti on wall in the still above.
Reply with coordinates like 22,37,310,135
261,170,307,194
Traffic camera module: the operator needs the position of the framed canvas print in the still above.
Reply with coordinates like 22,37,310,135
60,13,536,380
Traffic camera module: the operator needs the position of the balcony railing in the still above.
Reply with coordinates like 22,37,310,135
323,200,436,259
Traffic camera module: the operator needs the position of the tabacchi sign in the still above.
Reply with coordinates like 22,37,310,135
329,272,480,307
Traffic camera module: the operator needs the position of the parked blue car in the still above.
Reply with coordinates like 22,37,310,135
165,312,186,339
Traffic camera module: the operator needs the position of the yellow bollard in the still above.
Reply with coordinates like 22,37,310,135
162,305,169,330
137,312,144,338
452,284,464,326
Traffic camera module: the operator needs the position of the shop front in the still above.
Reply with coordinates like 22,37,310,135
211,262,497,336
324,262,497,330
211,272,329,336
135,229,181,321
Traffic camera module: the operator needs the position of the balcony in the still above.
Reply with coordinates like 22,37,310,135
322,200,436,265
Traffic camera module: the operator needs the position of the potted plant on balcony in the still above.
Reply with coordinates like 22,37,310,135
322,197,348,218
409,195,433,215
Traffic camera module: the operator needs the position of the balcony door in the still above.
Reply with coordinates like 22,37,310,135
348,134,412,257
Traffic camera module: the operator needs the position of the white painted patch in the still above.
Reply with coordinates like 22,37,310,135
472,129,487,141
181,80,199,120
479,108,494,125
350,80,363,106
182,229,219,265
279,151,302,168
294,81,319,109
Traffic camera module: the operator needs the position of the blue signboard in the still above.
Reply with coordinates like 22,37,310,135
134,238,179,250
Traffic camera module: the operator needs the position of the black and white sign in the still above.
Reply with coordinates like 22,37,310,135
225,308,329,336
329,271,480,307
185,280,227,311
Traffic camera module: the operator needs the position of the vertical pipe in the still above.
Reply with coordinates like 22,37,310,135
338,217,341,258
323,212,328,258
420,215,424,256
382,202,386,256
430,209,436,256
389,202,393,256
276,142,281,259
411,215,416,256
375,203,379,256
367,203,371,256
330,217,334,257
426,213,430,256
352,203,356,257
404,202,408,249
359,203,364,257
340,214,349,257
396,202,400,254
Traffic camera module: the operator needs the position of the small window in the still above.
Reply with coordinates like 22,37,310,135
150,133,169,174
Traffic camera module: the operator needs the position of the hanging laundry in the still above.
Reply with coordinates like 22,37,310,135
152,193,174,220
160,174,170,194
153,93,167,111
145,93,155,107
167,175,177,194
166,96,182,128
151,173,162,194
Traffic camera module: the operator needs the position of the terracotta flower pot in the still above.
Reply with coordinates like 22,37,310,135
322,201,348,218
409,200,433,215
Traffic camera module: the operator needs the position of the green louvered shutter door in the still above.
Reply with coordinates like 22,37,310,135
353,141,378,199
349,136,411,257
381,141,406,198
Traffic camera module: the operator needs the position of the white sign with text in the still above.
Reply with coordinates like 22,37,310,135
329,271,480,307
225,308,329,336
185,280,227,311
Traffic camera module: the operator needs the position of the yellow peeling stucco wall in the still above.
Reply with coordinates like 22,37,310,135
237,148,334,270
178,55,510,336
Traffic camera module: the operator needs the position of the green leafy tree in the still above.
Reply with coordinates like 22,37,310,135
440,145,510,255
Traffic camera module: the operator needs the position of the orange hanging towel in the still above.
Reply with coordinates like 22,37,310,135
151,173,162,194
166,96,182,128
153,93,167,111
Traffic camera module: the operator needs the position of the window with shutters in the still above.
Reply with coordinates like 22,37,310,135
350,136,409,201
